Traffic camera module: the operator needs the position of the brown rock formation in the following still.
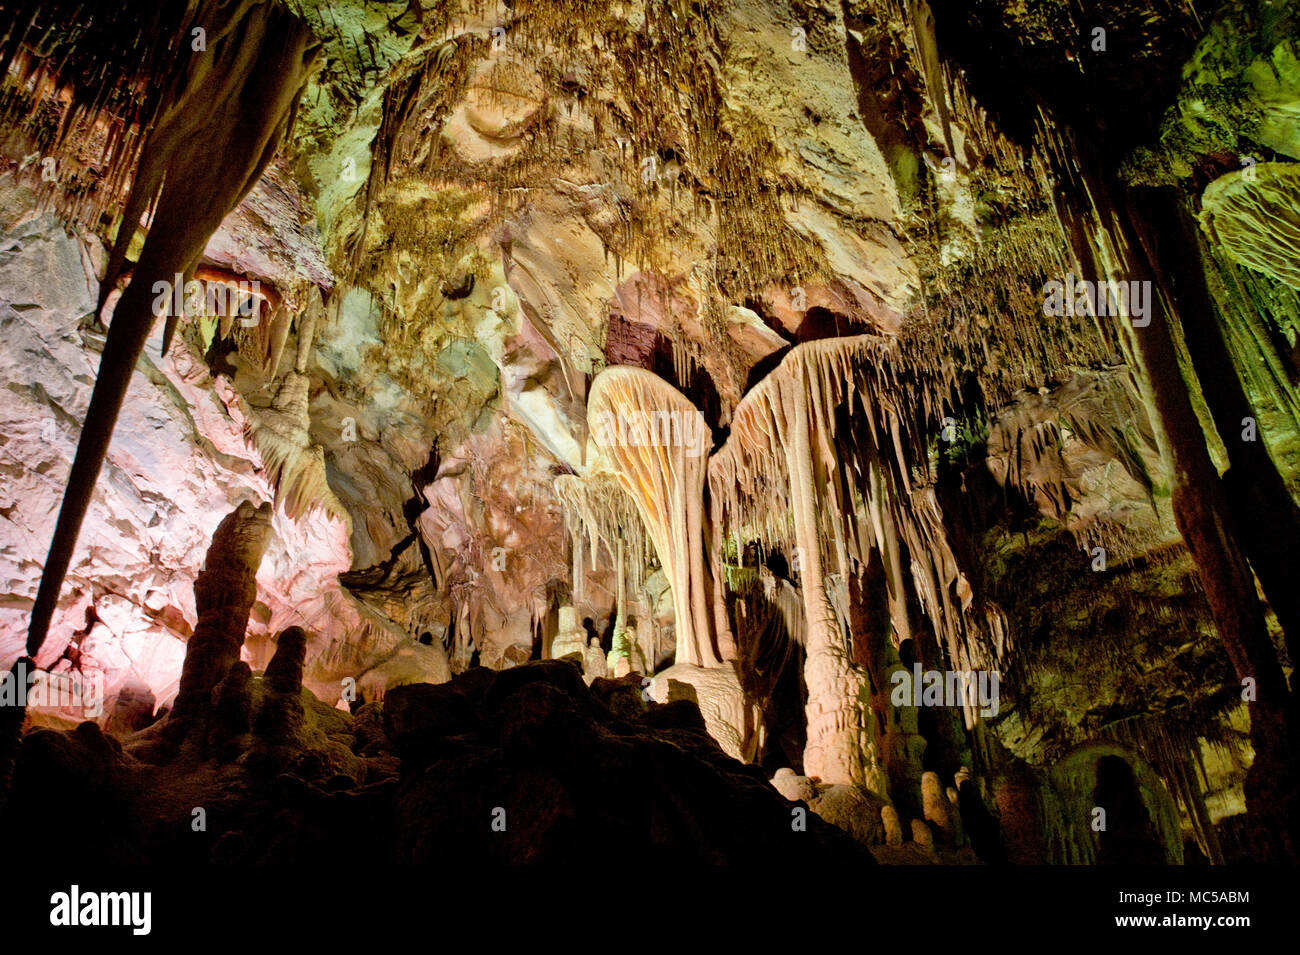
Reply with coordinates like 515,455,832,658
169,501,275,740
254,626,309,744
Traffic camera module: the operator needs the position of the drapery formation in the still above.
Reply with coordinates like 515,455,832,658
585,366,726,669
1200,162,1300,291
710,335,991,793
564,336,994,790
711,338,884,786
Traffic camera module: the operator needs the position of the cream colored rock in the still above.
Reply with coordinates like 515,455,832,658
770,767,817,803
443,56,546,164
649,661,748,760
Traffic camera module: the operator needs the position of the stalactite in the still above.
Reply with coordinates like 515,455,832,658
245,372,349,524
294,290,324,375
608,535,632,675
585,366,722,669
554,472,650,598
22,0,321,668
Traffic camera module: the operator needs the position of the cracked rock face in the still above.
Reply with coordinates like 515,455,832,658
0,207,405,715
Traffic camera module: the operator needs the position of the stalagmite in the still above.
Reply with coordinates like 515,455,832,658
881,804,904,847
550,606,588,666
922,770,957,847
609,536,632,677
169,501,275,743
207,662,254,762
254,626,309,744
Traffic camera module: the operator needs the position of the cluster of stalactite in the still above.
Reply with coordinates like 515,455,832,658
900,213,1124,411
861,0,1130,418
560,335,1127,804
546,330,1046,821
567,316,1206,828
980,369,1163,552
554,468,661,673
349,0,819,411
243,291,350,523
0,0,210,226
554,472,653,601
556,335,1012,795
1098,713,1240,865
931,0,1300,861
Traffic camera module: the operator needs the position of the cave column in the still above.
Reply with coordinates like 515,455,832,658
608,536,633,676
1079,181,1300,861
785,373,874,789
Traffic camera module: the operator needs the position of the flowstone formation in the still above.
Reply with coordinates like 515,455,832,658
1200,162,1300,290
1,0,1298,866
586,366,720,669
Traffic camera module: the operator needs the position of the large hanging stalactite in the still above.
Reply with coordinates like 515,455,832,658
21,0,320,664
586,365,725,669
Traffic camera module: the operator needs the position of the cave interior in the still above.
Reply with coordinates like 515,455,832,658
0,0,1298,870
